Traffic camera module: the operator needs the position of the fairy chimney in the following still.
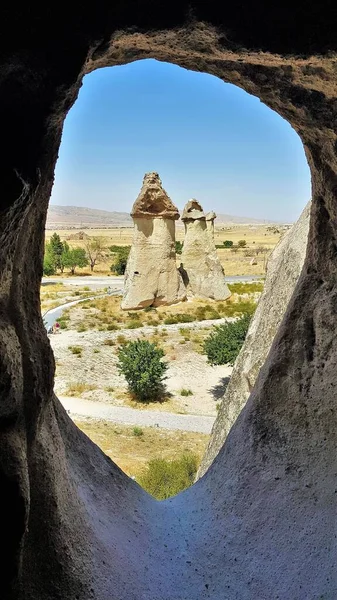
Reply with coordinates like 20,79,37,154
121,173,186,309
180,200,231,300
205,211,216,240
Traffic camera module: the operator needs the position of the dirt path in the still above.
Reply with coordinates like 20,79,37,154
60,396,215,433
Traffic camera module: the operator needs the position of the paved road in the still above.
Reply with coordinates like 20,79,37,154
42,276,125,289
59,396,215,434
42,274,263,290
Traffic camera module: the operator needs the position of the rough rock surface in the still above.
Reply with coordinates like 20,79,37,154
205,210,216,240
2,5,337,600
180,200,231,300
198,202,311,477
122,173,186,309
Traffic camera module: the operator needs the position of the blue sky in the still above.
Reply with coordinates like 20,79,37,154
50,59,311,222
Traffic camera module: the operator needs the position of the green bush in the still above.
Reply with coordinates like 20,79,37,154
138,453,198,500
117,339,167,401
68,345,82,355
238,239,247,248
180,388,193,396
110,246,130,275
223,240,233,248
43,255,56,275
203,314,251,366
175,241,183,255
133,426,144,437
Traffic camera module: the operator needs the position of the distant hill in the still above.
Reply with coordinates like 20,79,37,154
46,204,277,229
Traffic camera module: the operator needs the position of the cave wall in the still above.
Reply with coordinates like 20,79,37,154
198,202,311,478
1,4,337,599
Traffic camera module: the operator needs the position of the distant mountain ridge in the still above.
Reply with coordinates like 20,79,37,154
46,204,277,228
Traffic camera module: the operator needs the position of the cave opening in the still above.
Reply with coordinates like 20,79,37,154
42,58,310,495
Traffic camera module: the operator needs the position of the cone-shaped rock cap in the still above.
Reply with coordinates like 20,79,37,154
131,172,180,219
181,199,205,221
205,210,216,221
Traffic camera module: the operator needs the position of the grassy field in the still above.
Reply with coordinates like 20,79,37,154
45,223,285,277
74,418,208,478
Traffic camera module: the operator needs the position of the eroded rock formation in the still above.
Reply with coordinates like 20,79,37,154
205,210,216,240
2,5,337,600
121,173,186,309
180,199,231,300
198,202,311,477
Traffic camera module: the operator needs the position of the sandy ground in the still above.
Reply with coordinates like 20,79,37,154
51,319,233,417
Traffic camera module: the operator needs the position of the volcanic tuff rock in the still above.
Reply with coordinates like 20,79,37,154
198,201,311,477
180,200,231,300
205,210,216,240
121,173,186,309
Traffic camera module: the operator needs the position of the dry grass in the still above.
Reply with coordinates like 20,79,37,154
64,382,97,396
61,284,261,332
74,418,209,477
40,283,103,312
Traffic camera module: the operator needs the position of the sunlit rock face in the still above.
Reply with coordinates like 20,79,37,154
205,210,216,240
198,201,311,478
121,172,186,309
180,199,231,300
2,4,337,599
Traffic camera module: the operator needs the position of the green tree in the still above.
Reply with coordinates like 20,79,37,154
238,239,247,248
117,339,167,401
63,247,88,275
43,254,56,275
223,240,233,248
110,246,130,275
138,453,198,500
84,237,106,272
203,313,252,366
175,241,183,254
49,233,64,269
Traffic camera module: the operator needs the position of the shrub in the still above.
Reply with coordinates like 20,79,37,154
110,246,130,275
223,240,233,248
163,313,194,325
238,239,247,247
127,320,142,329
116,334,127,345
138,453,198,500
117,339,168,401
175,240,183,255
68,345,82,355
106,323,119,331
180,388,193,396
132,426,144,437
144,306,157,313
103,339,115,346
77,324,87,332
203,314,251,366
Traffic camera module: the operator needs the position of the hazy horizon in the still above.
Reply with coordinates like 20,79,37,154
50,59,311,222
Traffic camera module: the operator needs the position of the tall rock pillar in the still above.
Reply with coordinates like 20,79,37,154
180,200,231,300
121,173,186,310
205,211,216,240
